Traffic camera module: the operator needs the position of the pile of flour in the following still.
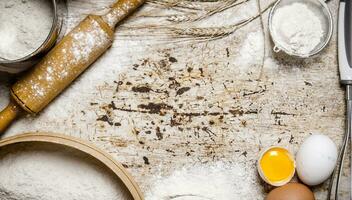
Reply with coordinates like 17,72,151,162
271,2,324,55
145,162,263,200
0,143,132,200
0,0,54,60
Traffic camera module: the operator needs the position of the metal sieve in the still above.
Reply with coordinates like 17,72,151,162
268,0,333,58
0,0,67,74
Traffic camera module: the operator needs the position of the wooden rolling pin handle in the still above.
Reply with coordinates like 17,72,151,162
0,101,22,133
102,0,145,29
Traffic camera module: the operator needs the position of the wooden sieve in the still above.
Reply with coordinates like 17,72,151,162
0,132,144,200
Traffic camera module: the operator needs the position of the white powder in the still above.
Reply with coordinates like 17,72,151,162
145,162,263,200
0,143,133,200
0,0,54,60
236,31,264,69
271,2,324,55
70,20,111,64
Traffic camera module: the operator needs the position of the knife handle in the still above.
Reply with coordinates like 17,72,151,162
339,0,352,84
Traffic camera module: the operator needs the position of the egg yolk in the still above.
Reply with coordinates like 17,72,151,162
260,147,294,183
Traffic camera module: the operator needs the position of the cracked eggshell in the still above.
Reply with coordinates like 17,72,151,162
296,134,338,186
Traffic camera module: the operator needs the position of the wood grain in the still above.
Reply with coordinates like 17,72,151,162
0,0,345,199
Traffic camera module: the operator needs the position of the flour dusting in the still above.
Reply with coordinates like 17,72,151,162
271,2,324,55
70,20,110,64
18,17,111,100
145,162,263,200
0,0,53,60
236,31,264,69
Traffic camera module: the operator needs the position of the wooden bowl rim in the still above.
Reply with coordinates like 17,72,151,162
0,132,144,200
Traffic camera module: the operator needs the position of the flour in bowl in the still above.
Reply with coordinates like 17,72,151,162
0,0,54,60
0,143,133,200
271,2,324,55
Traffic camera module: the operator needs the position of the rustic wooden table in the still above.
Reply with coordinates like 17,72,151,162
0,0,345,199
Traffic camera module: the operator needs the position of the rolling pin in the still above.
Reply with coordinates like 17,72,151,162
0,0,145,133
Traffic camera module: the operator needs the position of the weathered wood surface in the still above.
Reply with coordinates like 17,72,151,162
0,0,345,199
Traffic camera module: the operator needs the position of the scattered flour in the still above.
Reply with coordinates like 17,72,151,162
145,162,263,200
236,31,264,69
264,57,279,70
70,20,111,64
0,0,53,60
271,2,324,55
0,143,132,200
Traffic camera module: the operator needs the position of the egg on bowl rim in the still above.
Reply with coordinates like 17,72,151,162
257,146,296,186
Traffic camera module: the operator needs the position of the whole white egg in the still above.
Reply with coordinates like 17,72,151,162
296,134,338,186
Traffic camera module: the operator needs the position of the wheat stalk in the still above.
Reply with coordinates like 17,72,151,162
145,0,244,22
169,20,248,38
256,0,266,82
167,1,274,40
120,0,275,42
147,0,204,11
167,0,249,23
